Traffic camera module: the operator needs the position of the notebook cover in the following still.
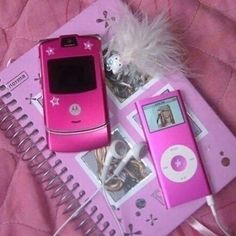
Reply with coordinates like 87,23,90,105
0,0,235,235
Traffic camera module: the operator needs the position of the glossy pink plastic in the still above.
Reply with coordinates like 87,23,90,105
136,90,211,208
39,35,110,152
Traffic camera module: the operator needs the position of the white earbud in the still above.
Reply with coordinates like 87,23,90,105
101,139,128,183
113,142,147,177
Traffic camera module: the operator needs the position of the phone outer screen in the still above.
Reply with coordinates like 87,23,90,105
47,56,97,94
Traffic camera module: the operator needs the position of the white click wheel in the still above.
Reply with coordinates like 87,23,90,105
160,145,198,183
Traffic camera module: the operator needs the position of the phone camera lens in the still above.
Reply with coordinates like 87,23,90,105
61,36,77,47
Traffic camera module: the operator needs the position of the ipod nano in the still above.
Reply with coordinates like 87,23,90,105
136,90,211,208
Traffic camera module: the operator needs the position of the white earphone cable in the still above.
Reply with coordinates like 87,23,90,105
53,143,233,236
53,140,144,236
206,195,232,236
52,187,101,236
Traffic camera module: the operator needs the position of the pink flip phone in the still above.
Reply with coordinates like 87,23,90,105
136,90,211,208
39,35,110,152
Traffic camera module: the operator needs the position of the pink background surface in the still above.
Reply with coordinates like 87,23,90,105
0,0,235,235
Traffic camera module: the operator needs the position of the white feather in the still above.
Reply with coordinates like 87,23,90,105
106,4,187,78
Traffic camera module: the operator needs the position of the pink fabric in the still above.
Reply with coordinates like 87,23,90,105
0,0,235,235
0,147,83,236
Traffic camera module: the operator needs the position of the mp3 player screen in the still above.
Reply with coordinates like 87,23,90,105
143,97,185,132
48,56,97,94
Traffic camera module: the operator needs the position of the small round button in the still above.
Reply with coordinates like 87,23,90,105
69,104,81,116
171,155,187,172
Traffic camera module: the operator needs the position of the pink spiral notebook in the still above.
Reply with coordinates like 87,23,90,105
0,0,235,235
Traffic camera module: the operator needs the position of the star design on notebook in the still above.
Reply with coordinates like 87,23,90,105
33,73,41,82
96,10,116,28
146,214,158,226
46,47,55,56
124,224,142,236
83,41,93,50
25,93,37,104
50,96,59,106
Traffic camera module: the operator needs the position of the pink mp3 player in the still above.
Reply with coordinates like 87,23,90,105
39,35,110,152
136,90,211,208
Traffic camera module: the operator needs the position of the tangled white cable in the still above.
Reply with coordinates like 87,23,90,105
53,140,147,236
206,195,232,236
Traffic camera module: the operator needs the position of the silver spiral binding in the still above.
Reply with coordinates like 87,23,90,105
56,182,80,206
0,85,116,235
63,190,86,214
75,206,98,230
5,114,28,138
0,107,22,130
